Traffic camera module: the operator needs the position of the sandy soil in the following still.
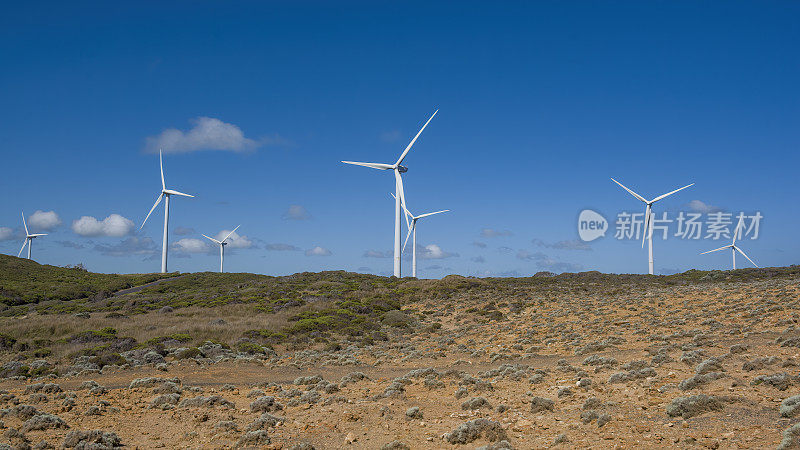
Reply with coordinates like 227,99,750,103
1,274,799,449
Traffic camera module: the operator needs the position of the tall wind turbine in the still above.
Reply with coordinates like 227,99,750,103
202,225,240,273
342,110,438,277
700,216,758,269
18,211,47,260
140,149,195,273
611,178,694,275
393,194,449,278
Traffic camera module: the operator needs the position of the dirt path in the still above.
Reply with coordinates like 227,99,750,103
111,274,186,297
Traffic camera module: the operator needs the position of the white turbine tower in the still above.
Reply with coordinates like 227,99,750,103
17,212,47,260
140,149,195,273
700,216,758,269
202,225,241,273
342,110,438,277
393,194,449,278
611,178,694,275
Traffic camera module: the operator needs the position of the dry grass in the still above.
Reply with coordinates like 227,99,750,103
0,299,337,361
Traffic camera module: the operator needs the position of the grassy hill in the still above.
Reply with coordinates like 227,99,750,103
1,253,798,373
0,254,177,309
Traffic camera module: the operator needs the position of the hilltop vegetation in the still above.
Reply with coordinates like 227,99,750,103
0,255,177,309
0,256,799,447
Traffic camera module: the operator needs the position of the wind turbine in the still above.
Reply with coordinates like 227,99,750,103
700,216,758,269
342,110,438,277
611,178,694,275
140,149,195,273
202,225,241,273
17,211,47,260
392,193,449,278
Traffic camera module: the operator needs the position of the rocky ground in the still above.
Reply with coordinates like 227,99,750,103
2,270,800,449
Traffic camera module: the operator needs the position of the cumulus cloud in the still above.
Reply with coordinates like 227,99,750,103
56,240,84,249
480,228,513,238
29,210,61,231
418,244,458,260
172,238,212,254
305,246,332,256
0,227,15,241
266,243,301,251
363,249,392,258
93,237,158,257
214,230,253,249
516,249,581,273
174,226,195,236
380,130,401,142
72,214,135,237
532,238,592,251
688,200,722,214
144,117,262,154
283,205,311,220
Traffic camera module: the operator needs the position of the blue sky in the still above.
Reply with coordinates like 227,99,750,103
1,1,798,277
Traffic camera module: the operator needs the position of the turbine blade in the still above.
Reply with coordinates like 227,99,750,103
416,210,450,219
18,239,28,257
341,161,394,170
391,192,413,224
641,204,651,249
160,149,166,190
732,215,744,245
700,245,731,255
222,225,241,243
21,211,28,235
611,178,647,203
395,110,438,167
651,183,694,202
30,234,47,237
140,193,164,229
163,189,195,198
734,246,759,268
202,234,221,244
394,169,408,229
403,221,415,252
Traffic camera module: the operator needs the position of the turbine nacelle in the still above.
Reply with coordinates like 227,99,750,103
162,189,194,197
341,110,439,278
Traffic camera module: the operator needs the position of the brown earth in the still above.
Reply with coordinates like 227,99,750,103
1,273,799,449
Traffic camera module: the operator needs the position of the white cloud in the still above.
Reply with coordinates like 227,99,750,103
532,238,592,251
94,237,158,257
172,238,212,254
28,210,61,231
145,117,260,154
688,200,722,214
363,249,391,258
56,240,84,249
72,214,135,237
419,244,458,260
214,230,253,249
305,246,332,256
0,227,14,241
516,249,582,273
283,205,311,220
266,243,300,251
480,228,513,238
380,130,401,142
174,226,195,236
